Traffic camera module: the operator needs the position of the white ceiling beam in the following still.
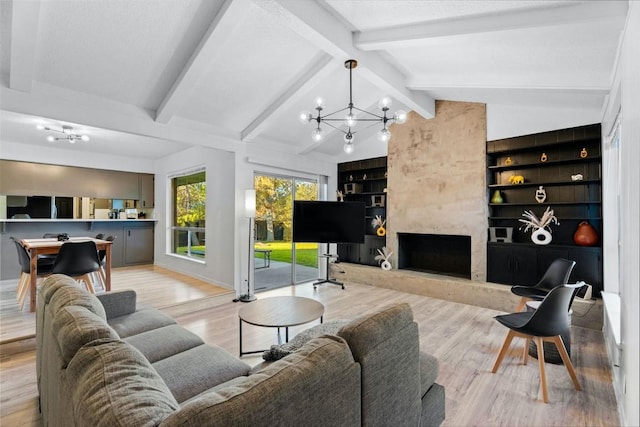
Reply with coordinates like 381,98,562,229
155,0,250,124
257,0,435,120
241,52,335,142
355,1,629,50
9,0,41,92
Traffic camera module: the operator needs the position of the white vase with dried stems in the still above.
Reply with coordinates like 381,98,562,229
374,246,393,271
519,206,559,245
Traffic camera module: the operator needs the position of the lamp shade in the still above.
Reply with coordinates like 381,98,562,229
245,189,256,218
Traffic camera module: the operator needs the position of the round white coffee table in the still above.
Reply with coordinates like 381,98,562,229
238,296,324,357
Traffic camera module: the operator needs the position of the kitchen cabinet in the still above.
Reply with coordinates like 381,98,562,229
139,174,155,208
124,227,154,265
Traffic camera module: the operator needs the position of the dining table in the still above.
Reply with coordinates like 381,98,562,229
20,237,113,312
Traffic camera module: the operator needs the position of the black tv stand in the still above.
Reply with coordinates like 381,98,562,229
314,253,344,290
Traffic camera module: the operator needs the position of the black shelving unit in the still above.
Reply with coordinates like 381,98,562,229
486,124,603,295
336,156,387,266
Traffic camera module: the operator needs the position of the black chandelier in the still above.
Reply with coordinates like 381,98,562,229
299,59,407,154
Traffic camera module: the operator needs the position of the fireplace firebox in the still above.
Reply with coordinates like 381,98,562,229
397,233,471,279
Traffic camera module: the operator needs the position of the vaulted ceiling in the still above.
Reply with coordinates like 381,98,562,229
0,0,629,161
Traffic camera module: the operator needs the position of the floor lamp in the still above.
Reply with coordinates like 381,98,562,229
239,189,257,302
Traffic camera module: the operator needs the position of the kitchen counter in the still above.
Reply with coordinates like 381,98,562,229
1,219,156,279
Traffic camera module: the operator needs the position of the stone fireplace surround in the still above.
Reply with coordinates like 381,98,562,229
387,101,488,282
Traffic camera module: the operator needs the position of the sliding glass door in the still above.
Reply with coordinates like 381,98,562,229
253,174,318,291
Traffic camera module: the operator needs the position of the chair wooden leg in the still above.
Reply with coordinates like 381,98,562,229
492,330,516,373
78,274,96,294
515,297,529,312
552,335,582,391
522,337,530,365
16,273,30,310
535,337,549,403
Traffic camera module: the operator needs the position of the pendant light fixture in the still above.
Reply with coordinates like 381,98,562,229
37,124,90,143
299,59,407,154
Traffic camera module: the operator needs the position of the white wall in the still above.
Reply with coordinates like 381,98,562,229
613,4,640,425
0,140,155,173
154,146,236,290
487,103,602,141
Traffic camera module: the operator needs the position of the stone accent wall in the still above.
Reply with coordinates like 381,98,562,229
387,100,488,281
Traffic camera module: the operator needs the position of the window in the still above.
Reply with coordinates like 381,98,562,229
171,170,206,259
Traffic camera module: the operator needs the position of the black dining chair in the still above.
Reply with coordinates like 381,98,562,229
50,241,104,294
11,237,55,310
511,258,576,312
94,233,105,240
98,235,116,284
491,283,582,403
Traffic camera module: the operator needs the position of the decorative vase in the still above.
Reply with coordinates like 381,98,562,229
381,260,392,271
531,228,552,245
535,186,547,203
491,190,503,204
376,226,386,237
574,221,599,246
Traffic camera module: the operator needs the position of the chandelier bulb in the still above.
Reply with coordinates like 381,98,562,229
343,141,355,154
378,96,392,111
36,124,46,130
378,128,391,143
47,136,55,143
299,111,313,124
311,127,324,142
345,111,357,127
314,97,325,109
393,110,408,124
81,135,90,142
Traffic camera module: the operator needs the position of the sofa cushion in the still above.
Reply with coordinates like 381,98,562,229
52,305,119,366
96,290,137,319
420,351,439,396
68,338,180,427
262,320,350,361
108,308,176,338
161,336,361,427
124,324,204,363
152,344,251,403
44,275,107,320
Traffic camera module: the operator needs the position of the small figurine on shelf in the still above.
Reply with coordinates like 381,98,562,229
541,152,548,162
508,175,525,184
505,156,513,166
349,175,354,181
336,190,345,202
580,147,588,158
571,174,584,181
535,186,547,203
374,246,393,271
362,174,367,180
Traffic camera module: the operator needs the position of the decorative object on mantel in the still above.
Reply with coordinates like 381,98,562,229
519,207,559,246
571,174,584,181
371,215,386,237
505,156,512,166
491,190,504,204
573,221,599,246
540,152,548,162
508,175,524,184
37,124,90,143
298,59,407,154
336,190,344,202
580,147,588,158
374,246,393,271
535,186,547,203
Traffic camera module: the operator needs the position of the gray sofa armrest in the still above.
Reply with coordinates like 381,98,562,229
96,290,137,319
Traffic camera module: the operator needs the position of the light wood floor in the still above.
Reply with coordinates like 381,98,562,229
0,267,620,426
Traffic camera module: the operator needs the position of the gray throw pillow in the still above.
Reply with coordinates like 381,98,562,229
262,320,350,361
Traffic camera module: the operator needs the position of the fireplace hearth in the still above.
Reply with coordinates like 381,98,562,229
397,233,471,279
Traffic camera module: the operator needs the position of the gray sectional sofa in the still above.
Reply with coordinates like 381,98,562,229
37,274,445,426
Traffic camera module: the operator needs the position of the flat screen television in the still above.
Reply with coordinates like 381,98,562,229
293,201,365,244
